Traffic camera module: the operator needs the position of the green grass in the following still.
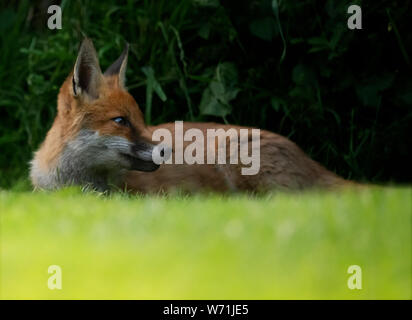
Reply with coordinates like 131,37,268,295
0,187,410,299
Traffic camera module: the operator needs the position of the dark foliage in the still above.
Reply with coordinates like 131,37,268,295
0,0,411,188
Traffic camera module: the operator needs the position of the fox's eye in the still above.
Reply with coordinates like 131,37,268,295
112,117,129,127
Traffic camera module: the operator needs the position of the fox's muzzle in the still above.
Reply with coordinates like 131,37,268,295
128,142,171,172
132,142,156,162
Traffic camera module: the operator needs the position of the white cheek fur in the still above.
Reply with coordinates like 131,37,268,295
30,129,133,190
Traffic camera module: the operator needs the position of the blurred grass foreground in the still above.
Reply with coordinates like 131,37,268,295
0,187,410,299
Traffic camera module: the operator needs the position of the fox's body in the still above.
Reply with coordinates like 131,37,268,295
124,122,347,193
30,39,348,193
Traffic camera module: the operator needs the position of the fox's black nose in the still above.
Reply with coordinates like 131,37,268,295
152,144,172,164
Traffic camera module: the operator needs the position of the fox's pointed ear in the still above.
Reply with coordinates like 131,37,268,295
104,43,129,89
72,38,103,100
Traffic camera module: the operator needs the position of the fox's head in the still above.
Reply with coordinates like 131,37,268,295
31,39,166,190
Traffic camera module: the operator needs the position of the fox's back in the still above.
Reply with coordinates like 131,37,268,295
123,122,347,194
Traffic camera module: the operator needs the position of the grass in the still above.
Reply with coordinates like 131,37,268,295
0,186,410,299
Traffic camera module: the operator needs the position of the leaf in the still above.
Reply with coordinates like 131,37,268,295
356,86,382,107
199,87,231,117
142,66,167,102
290,38,304,44
307,37,329,46
249,17,277,42
142,66,167,124
198,23,211,39
210,81,225,100
193,0,220,7
292,64,317,86
272,0,287,64
356,74,395,107
27,74,47,95
199,62,239,118
270,97,285,112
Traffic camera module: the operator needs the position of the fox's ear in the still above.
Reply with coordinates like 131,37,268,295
72,38,103,100
104,43,129,89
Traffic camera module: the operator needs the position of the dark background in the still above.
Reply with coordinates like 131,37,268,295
0,0,411,189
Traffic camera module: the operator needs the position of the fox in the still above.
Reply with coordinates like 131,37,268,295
30,38,350,193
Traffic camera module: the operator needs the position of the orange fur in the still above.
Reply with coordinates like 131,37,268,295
31,39,351,193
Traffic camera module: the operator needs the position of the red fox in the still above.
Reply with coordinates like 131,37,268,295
30,38,349,193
